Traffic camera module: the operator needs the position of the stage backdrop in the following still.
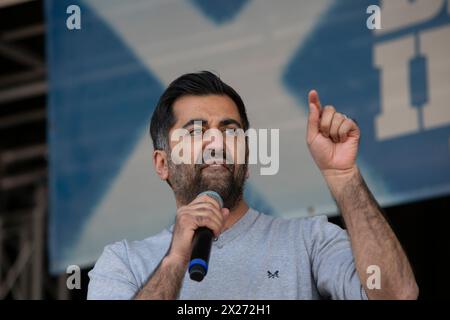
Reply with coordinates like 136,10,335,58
46,0,450,273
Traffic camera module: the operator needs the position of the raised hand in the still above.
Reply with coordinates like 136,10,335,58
306,90,360,176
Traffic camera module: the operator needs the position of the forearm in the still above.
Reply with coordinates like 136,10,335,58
134,254,187,300
323,166,418,300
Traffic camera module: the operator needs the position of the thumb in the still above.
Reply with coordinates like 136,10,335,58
221,208,230,233
307,90,321,143
222,208,230,217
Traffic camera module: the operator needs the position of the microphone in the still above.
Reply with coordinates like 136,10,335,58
189,190,224,282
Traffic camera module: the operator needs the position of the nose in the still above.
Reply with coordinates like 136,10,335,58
203,129,224,152
203,128,225,162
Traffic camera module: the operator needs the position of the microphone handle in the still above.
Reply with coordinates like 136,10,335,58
189,227,214,282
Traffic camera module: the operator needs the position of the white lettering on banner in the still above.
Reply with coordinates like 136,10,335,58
420,26,450,129
376,0,445,35
374,36,418,140
373,1,450,140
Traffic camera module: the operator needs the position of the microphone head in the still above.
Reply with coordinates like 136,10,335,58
197,190,223,209
189,261,207,282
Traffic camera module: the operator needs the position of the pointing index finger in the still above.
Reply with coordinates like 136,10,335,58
308,89,322,112
306,89,323,143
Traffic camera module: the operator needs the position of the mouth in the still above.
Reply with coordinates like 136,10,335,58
201,160,232,172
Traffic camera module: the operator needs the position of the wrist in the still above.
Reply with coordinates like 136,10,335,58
322,165,361,195
164,251,189,270
322,165,359,181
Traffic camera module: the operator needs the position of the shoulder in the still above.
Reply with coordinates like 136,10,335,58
253,209,334,236
102,226,172,261
252,210,346,247
90,227,173,285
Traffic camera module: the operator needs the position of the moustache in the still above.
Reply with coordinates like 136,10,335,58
197,151,235,172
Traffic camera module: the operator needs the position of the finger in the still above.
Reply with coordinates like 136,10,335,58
193,215,222,237
319,105,336,138
338,118,360,143
178,209,223,237
174,209,221,239
222,208,230,218
194,211,222,230
308,89,322,110
187,203,224,225
220,208,230,232
329,113,346,143
189,201,221,212
191,194,221,210
307,90,322,143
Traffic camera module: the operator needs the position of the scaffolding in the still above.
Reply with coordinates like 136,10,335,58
0,0,69,300
0,184,45,299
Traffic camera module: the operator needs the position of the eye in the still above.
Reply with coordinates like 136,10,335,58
190,128,203,136
224,128,238,137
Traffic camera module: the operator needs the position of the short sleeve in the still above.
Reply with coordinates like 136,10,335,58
87,240,139,300
303,215,368,300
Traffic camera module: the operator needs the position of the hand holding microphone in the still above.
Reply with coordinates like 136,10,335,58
167,191,229,282
188,191,224,281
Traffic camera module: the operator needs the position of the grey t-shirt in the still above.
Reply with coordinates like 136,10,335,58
87,208,368,300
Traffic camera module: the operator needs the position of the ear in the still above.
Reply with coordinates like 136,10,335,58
153,149,169,180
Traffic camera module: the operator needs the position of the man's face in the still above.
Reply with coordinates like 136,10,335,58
166,94,248,209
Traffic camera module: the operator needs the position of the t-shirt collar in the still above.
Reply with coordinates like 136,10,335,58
167,207,260,247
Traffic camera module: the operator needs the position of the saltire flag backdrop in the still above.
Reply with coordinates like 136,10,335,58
46,0,450,273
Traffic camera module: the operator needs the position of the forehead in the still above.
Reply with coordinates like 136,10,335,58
172,94,242,125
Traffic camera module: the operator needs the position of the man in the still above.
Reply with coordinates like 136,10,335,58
87,71,418,300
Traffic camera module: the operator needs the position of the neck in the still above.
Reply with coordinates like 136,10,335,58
223,198,249,230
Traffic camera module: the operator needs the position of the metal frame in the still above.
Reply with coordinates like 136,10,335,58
0,0,71,300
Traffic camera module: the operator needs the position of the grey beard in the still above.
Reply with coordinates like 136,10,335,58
167,161,247,210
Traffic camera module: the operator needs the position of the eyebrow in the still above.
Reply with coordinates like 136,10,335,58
181,118,242,129
220,118,242,128
181,118,206,129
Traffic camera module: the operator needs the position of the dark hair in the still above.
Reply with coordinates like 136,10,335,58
149,71,250,151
